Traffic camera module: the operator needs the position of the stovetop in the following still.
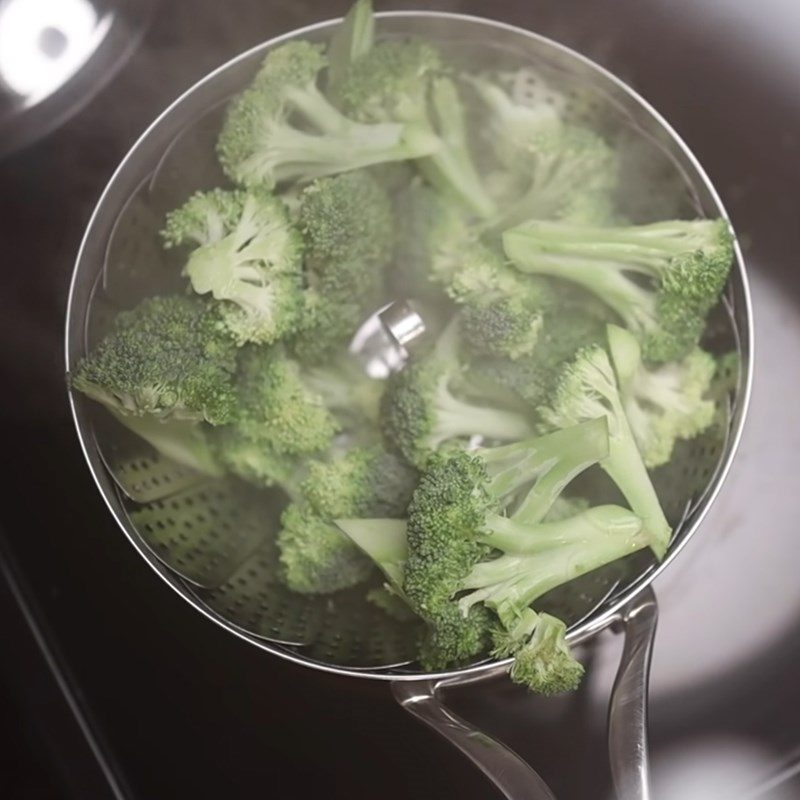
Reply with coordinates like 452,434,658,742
2,1,799,798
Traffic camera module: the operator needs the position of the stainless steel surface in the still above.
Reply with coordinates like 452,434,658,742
62,9,753,800
0,0,158,158
350,300,424,378
378,300,426,349
393,679,558,800
608,586,658,800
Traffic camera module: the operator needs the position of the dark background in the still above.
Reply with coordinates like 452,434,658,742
2,1,799,798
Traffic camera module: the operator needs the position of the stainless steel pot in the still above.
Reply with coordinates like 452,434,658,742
64,12,753,800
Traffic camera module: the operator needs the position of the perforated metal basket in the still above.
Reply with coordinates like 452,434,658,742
65,12,752,800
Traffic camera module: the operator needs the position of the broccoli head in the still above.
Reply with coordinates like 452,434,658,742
504,217,734,362
217,41,439,189
162,187,304,346
298,170,392,286
538,339,672,557
278,503,373,594
302,446,418,519
342,42,496,218
71,295,237,425
492,610,584,695
381,319,535,467
232,346,340,456
291,171,394,363
607,324,716,467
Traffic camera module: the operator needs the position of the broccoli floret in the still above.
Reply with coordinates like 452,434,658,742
295,352,384,426
162,187,304,346
302,446,418,519
71,295,237,425
607,324,716,467
342,43,496,218
393,182,475,301
232,346,340,456
498,125,618,229
402,419,610,651
444,244,554,361
291,172,393,363
504,218,734,362
212,426,306,497
465,73,564,165
290,291,366,364
466,76,617,228
404,431,647,681
466,307,608,407
278,503,373,594
326,0,375,100
217,41,439,189
298,171,392,286
538,341,672,557
492,610,584,695
381,319,536,467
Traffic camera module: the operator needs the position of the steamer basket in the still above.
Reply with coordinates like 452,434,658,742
65,12,752,800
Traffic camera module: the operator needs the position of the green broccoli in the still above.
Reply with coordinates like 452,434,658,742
444,244,555,361
342,42,496,218
607,324,716,467
504,218,734,362
232,346,341,456
162,187,304,346
401,422,647,686
326,0,375,100
278,503,373,594
298,170,392,286
291,171,393,363
465,306,608,407
381,319,536,467
538,340,672,557
392,181,475,302
302,446,418,519
402,418,610,615
464,73,564,166
466,76,617,228
71,295,237,425
212,426,306,497
334,517,408,594
216,41,439,188
492,610,584,696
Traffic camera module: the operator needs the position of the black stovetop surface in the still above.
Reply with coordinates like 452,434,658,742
2,2,800,798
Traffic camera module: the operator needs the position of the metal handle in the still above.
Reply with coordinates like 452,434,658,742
391,679,557,800
608,586,659,800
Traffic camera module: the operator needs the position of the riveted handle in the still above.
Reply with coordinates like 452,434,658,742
392,679,557,800
608,586,659,800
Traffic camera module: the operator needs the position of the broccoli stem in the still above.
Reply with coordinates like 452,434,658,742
433,388,533,446
327,0,375,99
505,220,721,276
107,407,223,476
459,516,647,627
335,518,408,589
417,78,496,219
263,120,439,184
480,505,643,554
601,416,671,558
483,418,609,523
504,234,658,334
285,84,364,133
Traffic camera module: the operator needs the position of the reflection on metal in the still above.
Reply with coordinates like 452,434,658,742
349,299,426,378
0,0,112,107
